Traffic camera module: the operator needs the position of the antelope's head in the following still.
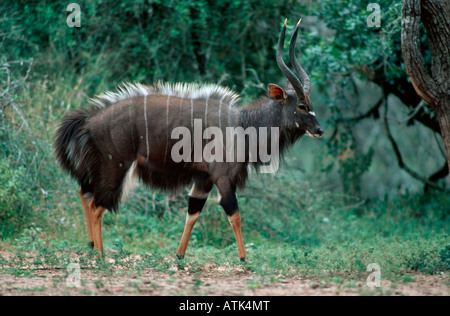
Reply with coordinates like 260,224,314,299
269,19,323,138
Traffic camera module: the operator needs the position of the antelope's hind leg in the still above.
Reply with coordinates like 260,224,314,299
88,199,106,256
79,189,94,249
176,180,213,259
215,177,246,262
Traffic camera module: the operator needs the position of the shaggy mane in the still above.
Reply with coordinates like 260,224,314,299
89,81,241,108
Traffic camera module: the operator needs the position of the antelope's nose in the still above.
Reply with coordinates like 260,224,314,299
316,127,324,137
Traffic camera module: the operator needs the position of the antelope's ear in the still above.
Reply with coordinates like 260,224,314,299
268,84,287,101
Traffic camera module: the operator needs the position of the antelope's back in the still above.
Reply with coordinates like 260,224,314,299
84,82,243,193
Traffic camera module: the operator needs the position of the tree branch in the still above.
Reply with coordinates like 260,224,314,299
383,106,448,191
428,163,449,183
337,98,383,123
401,0,439,106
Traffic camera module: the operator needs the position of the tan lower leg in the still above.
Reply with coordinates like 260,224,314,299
88,200,106,255
228,212,246,261
79,189,94,246
176,212,201,259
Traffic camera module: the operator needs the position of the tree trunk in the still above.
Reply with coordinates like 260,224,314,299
402,0,450,172
436,99,450,171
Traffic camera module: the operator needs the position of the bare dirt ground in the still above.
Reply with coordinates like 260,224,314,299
0,254,448,296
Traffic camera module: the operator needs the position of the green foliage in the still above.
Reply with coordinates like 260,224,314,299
439,245,450,270
0,159,32,239
403,240,449,275
304,0,404,85
2,0,303,99
14,227,46,252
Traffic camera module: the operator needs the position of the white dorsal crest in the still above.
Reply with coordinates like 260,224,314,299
89,81,240,109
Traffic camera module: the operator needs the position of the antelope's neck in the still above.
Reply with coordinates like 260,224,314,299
239,100,282,130
239,100,302,154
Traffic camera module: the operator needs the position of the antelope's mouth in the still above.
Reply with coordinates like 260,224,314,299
305,131,323,138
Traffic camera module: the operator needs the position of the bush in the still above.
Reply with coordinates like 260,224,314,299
0,158,32,240
439,245,450,271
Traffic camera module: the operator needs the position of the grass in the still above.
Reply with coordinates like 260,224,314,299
402,276,417,283
16,286,47,292
1,219,448,281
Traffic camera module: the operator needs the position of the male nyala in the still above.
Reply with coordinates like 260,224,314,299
54,19,323,261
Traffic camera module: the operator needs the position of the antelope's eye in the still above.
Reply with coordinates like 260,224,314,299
297,104,309,112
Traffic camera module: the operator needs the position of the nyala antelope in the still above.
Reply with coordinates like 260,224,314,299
54,19,323,261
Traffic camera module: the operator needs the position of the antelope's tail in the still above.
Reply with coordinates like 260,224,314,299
54,109,99,191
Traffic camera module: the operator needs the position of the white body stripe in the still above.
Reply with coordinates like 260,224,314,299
205,97,209,127
188,184,210,199
164,95,171,163
120,160,138,202
190,98,194,130
143,95,149,159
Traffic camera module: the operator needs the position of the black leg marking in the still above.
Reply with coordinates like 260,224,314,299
188,196,208,215
219,193,238,217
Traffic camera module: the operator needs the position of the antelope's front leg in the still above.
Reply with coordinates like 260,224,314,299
176,180,212,259
176,197,207,259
